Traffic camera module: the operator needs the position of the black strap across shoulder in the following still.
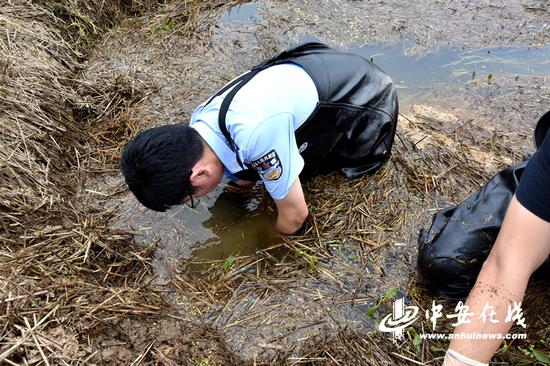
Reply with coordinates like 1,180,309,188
201,42,331,170
201,43,328,163
201,66,266,169
217,70,261,164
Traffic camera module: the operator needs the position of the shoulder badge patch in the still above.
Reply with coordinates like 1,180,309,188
251,149,283,181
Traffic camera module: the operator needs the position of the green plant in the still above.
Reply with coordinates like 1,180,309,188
220,255,236,272
405,327,422,353
366,287,399,317
518,345,550,365
296,249,318,270
196,355,211,366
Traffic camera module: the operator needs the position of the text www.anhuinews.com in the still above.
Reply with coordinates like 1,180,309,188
420,333,527,340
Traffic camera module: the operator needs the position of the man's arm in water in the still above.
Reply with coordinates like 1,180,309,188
444,195,550,365
273,177,309,234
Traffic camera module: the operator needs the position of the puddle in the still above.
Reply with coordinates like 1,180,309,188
353,43,550,85
220,2,265,23
186,183,276,264
107,175,276,276
349,42,550,107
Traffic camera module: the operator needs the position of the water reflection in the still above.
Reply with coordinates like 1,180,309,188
190,183,276,263
297,34,550,108
352,42,550,87
356,43,550,109
107,175,277,275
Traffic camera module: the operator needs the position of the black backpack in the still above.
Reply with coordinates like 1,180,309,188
207,42,398,181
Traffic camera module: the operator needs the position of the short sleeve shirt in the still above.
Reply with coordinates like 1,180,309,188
190,63,319,200
516,130,550,222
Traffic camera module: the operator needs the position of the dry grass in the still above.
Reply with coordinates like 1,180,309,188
1,1,183,364
0,1,263,364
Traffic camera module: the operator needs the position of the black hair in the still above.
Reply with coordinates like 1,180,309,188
120,124,204,211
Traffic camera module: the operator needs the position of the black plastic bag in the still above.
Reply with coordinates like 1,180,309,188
418,112,550,300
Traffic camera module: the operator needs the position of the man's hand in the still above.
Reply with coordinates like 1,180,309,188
273,178,309,234
444,196,550,365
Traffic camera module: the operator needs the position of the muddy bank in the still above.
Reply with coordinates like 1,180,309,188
92,317,241,365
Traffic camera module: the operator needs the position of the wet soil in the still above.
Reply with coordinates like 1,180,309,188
81,0,549,363
91,316,241,365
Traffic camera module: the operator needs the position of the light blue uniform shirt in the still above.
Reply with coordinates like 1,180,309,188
190,63,319,200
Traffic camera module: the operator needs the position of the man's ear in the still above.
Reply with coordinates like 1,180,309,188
189,166,208,184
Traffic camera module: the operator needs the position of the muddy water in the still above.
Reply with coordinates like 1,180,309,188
185,183,277,265
106,176,274,277
224,4,550,98
221,2,265,23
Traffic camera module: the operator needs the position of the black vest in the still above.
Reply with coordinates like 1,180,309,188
203,42,399,180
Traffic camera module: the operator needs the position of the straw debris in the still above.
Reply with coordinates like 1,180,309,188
1,1,182,364
1,0,548,365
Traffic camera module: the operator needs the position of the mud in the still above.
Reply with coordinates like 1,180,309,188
91,316,241,365
82,0,549,363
